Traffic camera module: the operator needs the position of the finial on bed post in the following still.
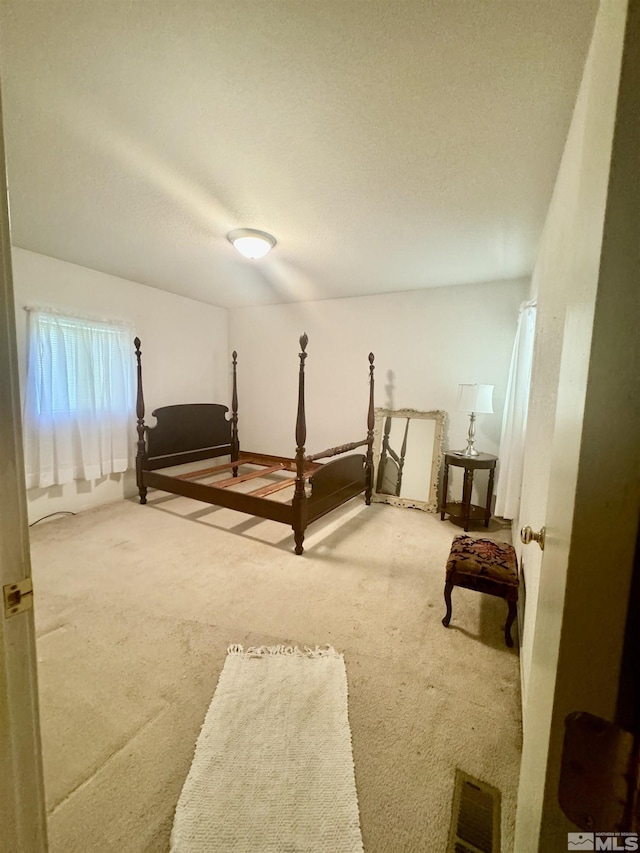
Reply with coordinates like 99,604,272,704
292,333,309,555
134,337,148,504
365,352,375,505
231,350,239,476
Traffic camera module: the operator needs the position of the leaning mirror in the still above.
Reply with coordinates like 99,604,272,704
372,408,446,511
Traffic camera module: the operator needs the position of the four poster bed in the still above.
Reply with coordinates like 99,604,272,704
134,334,375,554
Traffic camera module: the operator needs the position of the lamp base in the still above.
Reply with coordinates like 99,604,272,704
461,412,480,456
460,445,480,457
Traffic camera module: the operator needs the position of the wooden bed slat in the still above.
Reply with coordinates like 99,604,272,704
248,476,297,498
171,454,282,481
210,464,285,490
237,450,321,474
174,460,238,480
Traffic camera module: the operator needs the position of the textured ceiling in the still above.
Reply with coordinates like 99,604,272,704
0,1,598,308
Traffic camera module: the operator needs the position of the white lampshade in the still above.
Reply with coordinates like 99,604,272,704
227,228,276,260
456,383,494,414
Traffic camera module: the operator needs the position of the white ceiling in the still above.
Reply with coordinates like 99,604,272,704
0,1,597,308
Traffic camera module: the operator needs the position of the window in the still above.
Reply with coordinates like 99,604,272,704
23,309,134,488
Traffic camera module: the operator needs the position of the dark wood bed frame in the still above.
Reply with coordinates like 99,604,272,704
134,334,375,554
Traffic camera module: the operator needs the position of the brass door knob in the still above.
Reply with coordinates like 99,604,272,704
520,525,545,550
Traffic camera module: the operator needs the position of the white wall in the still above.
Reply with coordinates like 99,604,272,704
229,278,528,502
12,248,228,523
12,250,527,523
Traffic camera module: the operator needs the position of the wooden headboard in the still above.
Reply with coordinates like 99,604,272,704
145,403,232,463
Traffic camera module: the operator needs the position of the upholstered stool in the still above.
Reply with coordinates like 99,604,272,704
442,534,519,647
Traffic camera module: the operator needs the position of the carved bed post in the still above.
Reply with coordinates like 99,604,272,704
376,415,392,492
134,337,148,504
231,350,239,476
292,333,309,555
365,352,375,505
396,417,410,496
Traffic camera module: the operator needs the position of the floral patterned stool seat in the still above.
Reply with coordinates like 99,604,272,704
442,534,519,647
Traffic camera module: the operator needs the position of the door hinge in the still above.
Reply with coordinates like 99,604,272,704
3,578,34,618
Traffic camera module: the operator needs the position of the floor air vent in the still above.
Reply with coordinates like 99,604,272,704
447,769,501,853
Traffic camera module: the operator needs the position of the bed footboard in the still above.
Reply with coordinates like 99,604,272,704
307,454,367,522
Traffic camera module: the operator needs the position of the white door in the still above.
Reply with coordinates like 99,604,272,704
515,303,596,847
514,0,639,847
0,87,48,849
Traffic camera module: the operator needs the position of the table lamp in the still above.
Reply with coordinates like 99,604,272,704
456,383,494,456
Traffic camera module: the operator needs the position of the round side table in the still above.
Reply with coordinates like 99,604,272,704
440,451,498,531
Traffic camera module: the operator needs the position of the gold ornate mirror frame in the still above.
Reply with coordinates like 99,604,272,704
372,407,446,512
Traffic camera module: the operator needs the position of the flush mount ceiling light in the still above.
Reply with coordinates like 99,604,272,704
227,228,276,260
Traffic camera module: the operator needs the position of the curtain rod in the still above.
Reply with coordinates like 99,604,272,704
23,305,134,328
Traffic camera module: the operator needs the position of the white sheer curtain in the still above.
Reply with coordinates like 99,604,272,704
495,300,537,520
23,309,134,489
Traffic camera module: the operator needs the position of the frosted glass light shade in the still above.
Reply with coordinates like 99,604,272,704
227,228,276,259
456,383,494,414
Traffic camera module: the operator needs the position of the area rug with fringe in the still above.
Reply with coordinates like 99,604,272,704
170,644,364,853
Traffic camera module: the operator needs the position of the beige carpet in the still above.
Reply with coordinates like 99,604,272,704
29,492,522,852
171,645,363,853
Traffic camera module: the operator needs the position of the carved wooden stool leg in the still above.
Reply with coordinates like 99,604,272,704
442,580,453,627
505,599,517,648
